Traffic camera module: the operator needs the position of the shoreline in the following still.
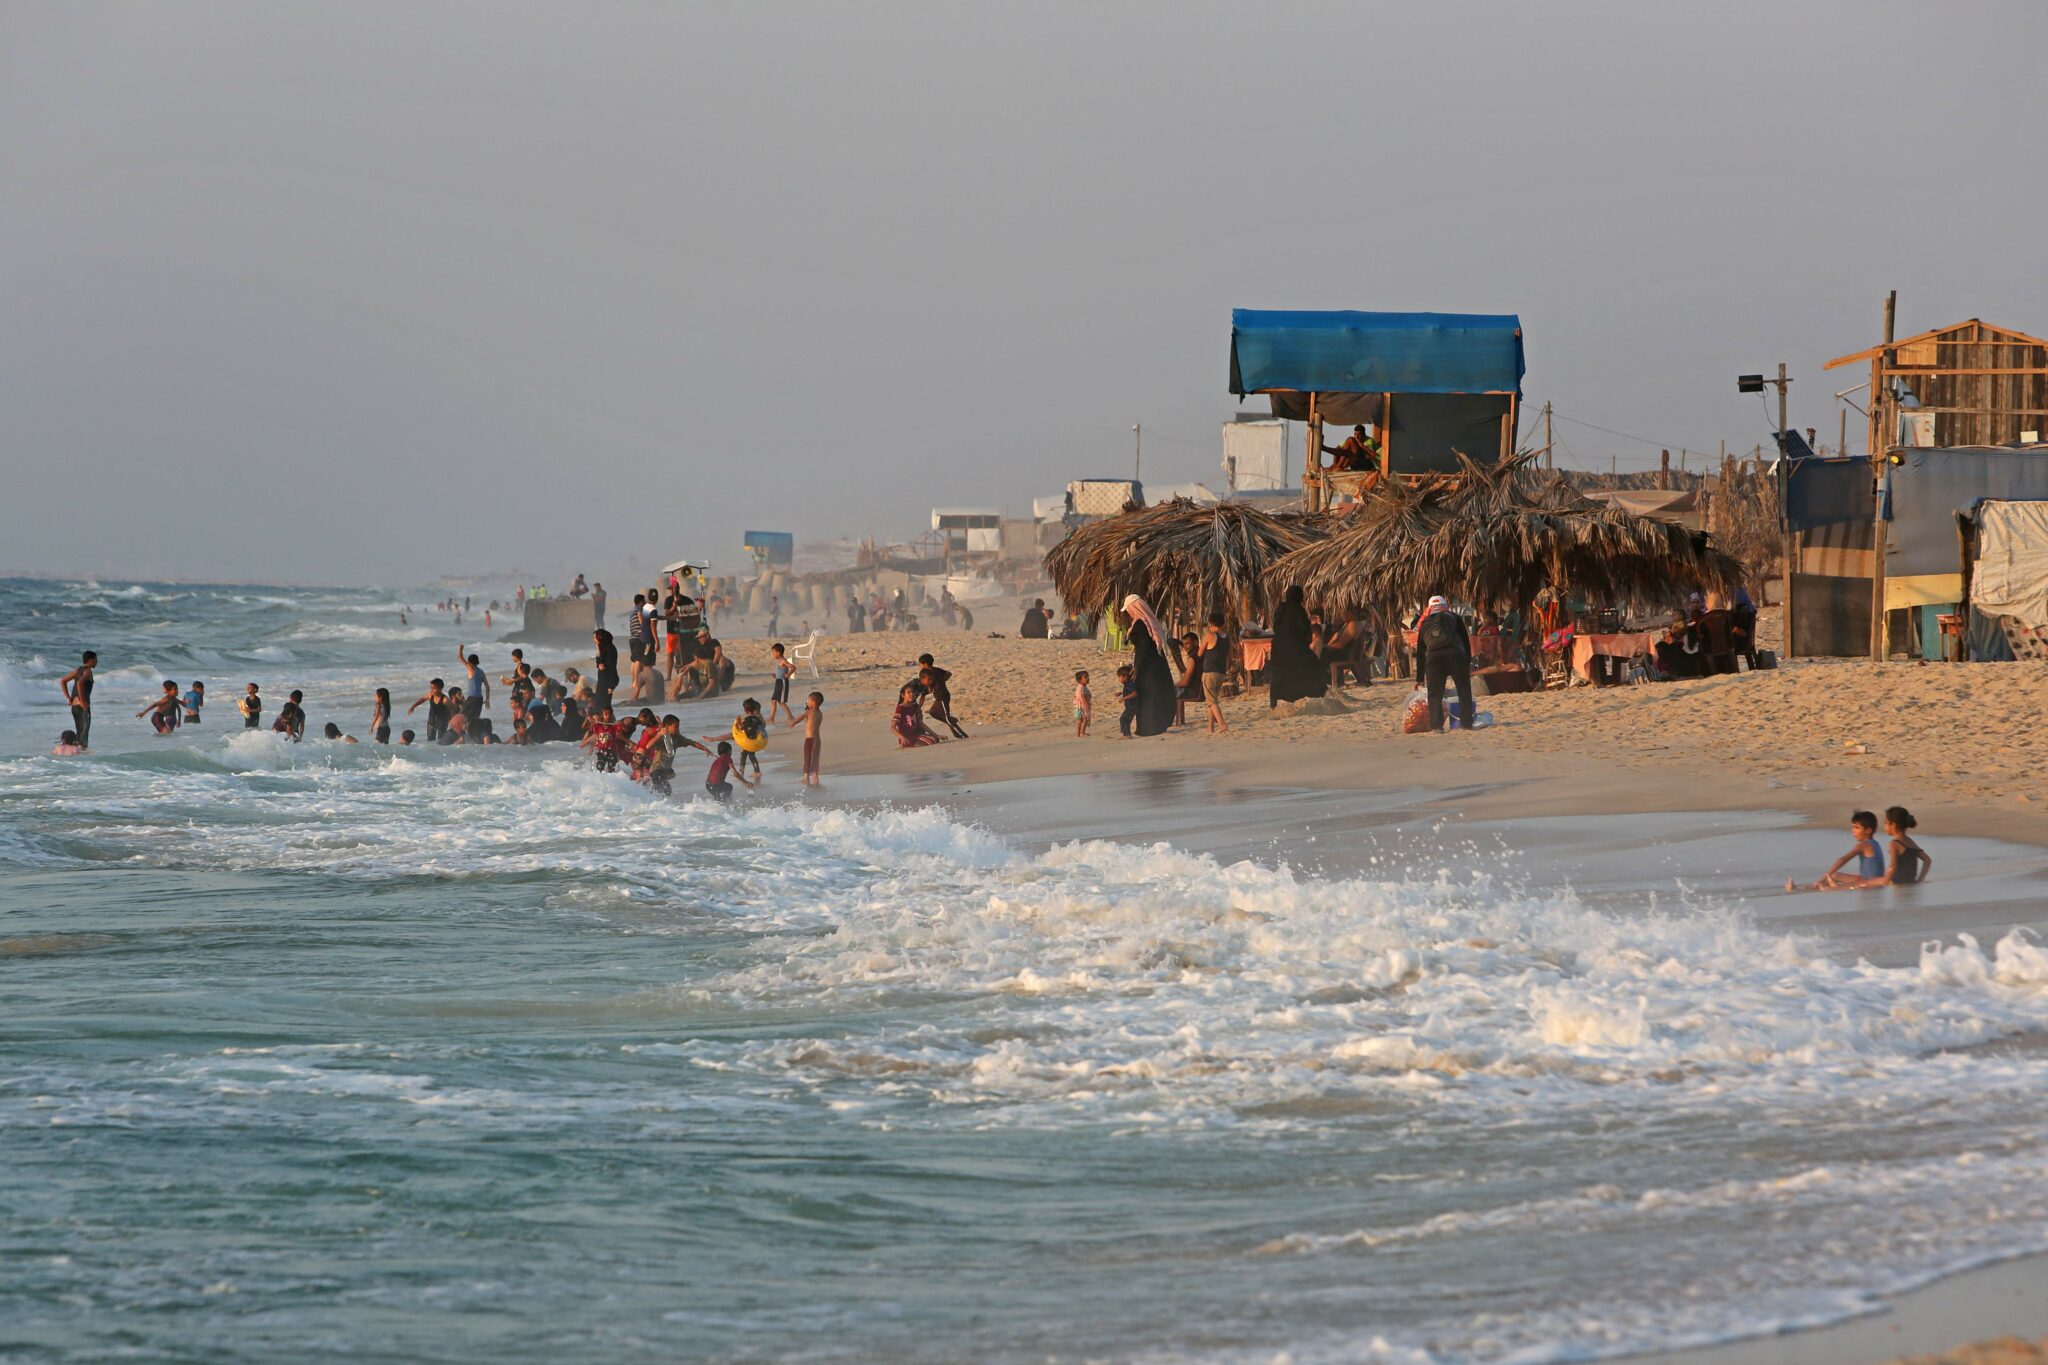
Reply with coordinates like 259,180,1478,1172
700,629,2048,1365
516,624,2048,1365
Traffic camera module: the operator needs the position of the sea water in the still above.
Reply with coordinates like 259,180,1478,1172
6,577,2048,1363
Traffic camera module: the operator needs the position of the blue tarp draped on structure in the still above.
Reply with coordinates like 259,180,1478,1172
1782,457,1872,530
1230,310,1525,396
1885,447,2048,577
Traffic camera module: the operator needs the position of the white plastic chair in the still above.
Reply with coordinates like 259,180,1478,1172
789,630,821,679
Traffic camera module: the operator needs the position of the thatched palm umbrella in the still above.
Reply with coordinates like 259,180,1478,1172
1265,454,1744,616
1044,499,1327,632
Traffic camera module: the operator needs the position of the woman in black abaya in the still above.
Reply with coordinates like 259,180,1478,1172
1268,585,1330,708
1120,594,1178,737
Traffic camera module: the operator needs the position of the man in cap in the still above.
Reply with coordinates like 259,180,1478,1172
1414,594,1475,734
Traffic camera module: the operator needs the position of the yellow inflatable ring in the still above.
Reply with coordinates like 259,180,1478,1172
732,719,767,753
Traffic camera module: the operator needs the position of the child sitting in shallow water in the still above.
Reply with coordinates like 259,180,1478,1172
1787,810,1887,891
1881,806,1932,885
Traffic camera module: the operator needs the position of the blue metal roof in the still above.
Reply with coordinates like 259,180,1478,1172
1230,310,1525,397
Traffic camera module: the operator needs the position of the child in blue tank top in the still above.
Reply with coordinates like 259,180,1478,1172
1787,810,1887,891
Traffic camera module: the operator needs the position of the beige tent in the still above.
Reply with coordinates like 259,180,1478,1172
1969,501,2048,657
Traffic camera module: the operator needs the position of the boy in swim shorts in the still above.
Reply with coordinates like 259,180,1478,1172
138,680,183,734
795,691,824,787
767,644,797,725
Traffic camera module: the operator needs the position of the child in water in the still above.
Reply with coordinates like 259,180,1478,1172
1787,810,1887,891
1881,806,1932,885
767,643,797,726
238,682,262,729
704,740,756,801
795,691,824,787
181,680,205,725
138,681,182,734
713,699,768,780
53,730,84,756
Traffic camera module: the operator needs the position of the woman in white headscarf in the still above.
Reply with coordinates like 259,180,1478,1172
1120,594,1177,736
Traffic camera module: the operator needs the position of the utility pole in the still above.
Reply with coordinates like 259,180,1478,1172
1542,401,1553,469
1870,290,1896,662
1838,407,1848,459
1132,423,1141,486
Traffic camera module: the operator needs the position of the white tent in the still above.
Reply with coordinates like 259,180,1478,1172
1971,500,2048,626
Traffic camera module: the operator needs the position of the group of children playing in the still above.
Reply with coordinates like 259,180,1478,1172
582,688,826,798
1788,807,1932,890
889,654,971,748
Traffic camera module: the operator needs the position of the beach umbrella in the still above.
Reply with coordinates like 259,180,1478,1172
1263,452,1744,615
1044,498,1328,632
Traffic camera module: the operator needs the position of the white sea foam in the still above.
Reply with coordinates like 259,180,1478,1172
8,685,2048,1365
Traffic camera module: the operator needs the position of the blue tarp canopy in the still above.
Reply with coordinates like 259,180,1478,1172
1230,310,1525,397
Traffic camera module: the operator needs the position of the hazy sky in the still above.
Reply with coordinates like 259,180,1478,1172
5,1,2046,583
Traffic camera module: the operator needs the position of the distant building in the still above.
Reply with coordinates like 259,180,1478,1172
930,508,1003,554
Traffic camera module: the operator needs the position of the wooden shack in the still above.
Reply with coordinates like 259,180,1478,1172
1826,318,2048,450
1815,317,2048,657
1229,310,1525,511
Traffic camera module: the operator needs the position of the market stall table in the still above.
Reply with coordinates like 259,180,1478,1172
1570,630,1662,684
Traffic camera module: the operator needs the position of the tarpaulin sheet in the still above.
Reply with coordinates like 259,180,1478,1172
1783,457,1871,530
1886,447,2048,577
1231,310,1524,396
1971,499,2048,625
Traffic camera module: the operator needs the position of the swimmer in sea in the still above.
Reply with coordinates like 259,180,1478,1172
370,687,392,744
703,740,755,802
398,730,415,746
323,722,359,744
408,678,449,743
59,650,95,750
53,730,84,756
239,682,262,729
274,690,307,741
138,680,183,734
181,680,205,725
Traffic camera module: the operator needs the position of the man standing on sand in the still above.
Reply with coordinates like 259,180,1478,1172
1415,594,1475,733
59,650,96,750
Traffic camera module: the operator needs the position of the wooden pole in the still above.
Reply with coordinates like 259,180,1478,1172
1543,401,1554,469
1379,392,1393,483
1870,291,1895,661
1659,449,1670,489
1303,393,1323,512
